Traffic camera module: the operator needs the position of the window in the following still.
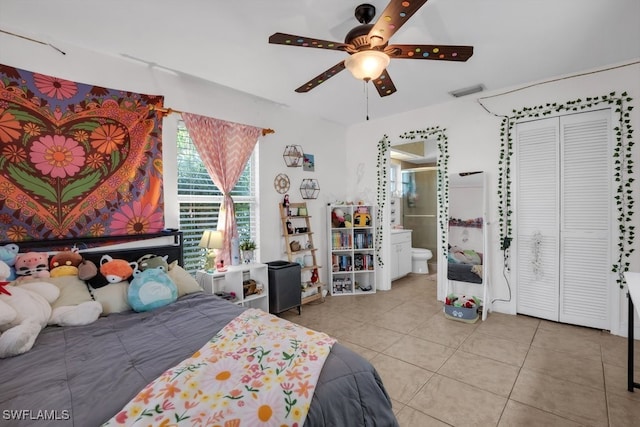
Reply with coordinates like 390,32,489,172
176,122,258,273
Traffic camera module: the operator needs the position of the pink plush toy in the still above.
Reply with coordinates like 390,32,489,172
14,252,50,281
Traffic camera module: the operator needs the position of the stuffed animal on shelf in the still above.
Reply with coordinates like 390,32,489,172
331,208,346,228
0,244,19,281
310,268,319,284
0,260,60,358
14,252,50,281
353,205,372,227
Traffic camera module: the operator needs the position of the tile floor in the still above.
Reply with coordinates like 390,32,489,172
281,273,640,426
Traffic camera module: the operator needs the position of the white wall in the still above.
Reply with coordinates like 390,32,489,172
0,38,349,286
345,61,640,336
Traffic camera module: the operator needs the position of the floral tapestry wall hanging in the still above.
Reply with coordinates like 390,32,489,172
0,64,165,241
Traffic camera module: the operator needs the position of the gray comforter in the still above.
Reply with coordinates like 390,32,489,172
0,293,398,426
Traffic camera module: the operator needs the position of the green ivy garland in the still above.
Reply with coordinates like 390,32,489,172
497,91,635,288
375,136,390,266
375,127,449,264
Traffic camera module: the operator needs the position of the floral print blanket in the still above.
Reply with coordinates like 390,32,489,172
104,308,336,426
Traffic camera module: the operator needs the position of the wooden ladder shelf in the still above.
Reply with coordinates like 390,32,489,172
279,201,324,305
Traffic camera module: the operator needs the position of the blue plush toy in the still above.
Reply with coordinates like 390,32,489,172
0,244,19,281
127,267,177,312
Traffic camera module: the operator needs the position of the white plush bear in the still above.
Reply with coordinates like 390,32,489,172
0,259,15,326
0,260,60,358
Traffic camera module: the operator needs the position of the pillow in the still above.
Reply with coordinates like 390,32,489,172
168,261,203,297
91,281,131,315
128,268,177,312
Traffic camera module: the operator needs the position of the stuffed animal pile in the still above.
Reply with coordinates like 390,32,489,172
445,293,481,309
0,245,202,358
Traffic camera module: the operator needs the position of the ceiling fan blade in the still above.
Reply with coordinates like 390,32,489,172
269,32,346,51
387,44,473,61
368,0,429,46
295,61,346,93
372,69,397,97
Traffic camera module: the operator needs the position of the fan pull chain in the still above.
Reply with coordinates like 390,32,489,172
365,80,370,121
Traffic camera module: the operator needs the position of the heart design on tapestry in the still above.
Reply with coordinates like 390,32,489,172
0,70,165,240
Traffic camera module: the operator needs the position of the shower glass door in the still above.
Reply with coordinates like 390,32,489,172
402,168,437,264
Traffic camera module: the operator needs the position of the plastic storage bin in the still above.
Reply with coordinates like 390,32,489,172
443,303,479,323
267,261,302,315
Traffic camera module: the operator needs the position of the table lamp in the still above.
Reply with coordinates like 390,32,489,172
199,230,223,272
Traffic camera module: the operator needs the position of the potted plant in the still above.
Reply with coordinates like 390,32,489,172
239,239,257,264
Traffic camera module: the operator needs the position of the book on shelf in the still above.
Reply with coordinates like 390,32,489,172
353,253,374,271
331,230,352,249
354,230,373,249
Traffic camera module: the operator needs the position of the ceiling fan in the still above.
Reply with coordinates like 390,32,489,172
268,0,474,97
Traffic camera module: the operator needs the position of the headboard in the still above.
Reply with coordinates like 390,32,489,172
0,230,184,285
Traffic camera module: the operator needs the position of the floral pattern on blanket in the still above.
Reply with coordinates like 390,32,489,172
104,308,336,427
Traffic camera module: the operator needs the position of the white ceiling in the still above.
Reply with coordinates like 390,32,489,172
1,0,639,126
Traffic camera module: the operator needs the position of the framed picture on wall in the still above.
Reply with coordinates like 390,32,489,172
303,154,315,171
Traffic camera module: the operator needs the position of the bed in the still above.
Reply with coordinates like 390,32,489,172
0,232,398,426
447,245,483,284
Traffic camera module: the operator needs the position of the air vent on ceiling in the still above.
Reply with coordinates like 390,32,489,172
449,84,485,98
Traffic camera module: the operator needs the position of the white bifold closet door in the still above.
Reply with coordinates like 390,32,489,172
515,109,611,330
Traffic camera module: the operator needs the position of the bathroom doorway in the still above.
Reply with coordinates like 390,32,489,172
390,140,438,274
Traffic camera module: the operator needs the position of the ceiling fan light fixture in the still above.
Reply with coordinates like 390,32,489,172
344,50,390,81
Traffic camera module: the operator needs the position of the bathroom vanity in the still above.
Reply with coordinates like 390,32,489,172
391,229,412,280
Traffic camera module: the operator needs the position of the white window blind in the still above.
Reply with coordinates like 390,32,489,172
176,122,257,273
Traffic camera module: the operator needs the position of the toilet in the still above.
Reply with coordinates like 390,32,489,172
411,248,433,274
